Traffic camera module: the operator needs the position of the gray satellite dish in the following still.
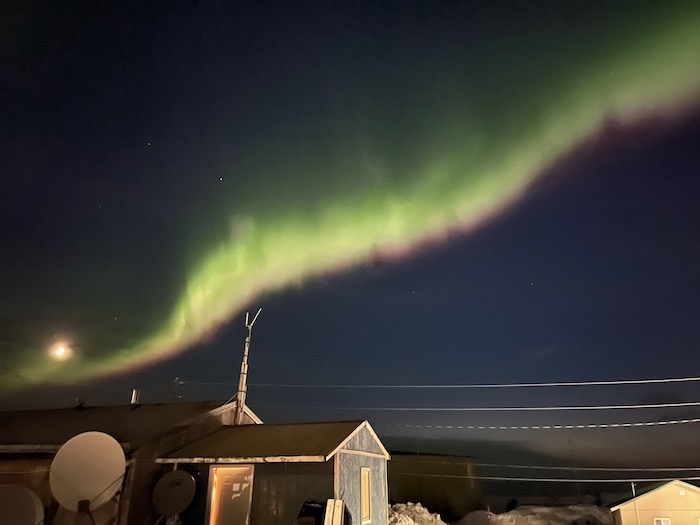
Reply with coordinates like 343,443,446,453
0,484,45,525
152,470,197,517
50,431,126,512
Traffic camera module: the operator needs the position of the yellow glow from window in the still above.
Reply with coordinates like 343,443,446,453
208,466,253,525
361,467,371,523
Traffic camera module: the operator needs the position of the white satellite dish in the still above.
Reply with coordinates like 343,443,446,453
50,431,126,512
152,470,197,518
0,484,45,525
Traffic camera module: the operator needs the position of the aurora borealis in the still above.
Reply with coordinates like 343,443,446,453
2,1,700,395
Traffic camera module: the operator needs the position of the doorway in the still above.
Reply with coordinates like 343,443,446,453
207,465,254,525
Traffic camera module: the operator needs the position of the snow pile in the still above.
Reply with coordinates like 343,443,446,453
459,510,498,525
458,505,612,525
389,502,448,525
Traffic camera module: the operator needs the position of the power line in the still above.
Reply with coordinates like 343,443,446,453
481,464,700,472
390,456,700,473
0,339,37,352
379,417,700,430
179,374,700,389
394,473,700,483
436,459,700,472
256,400,700,412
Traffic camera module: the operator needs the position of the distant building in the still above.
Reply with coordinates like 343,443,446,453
388,452,483,521
610,480,700,525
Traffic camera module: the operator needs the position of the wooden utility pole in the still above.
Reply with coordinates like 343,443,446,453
234,308,262,425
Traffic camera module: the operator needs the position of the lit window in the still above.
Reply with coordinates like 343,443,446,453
208,466,254,525
361,468,371,524
654,518,670,525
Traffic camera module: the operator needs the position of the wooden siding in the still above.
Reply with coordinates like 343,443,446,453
342,426,386,456
614,482,700,525
338,452,388,525
251,462,335,525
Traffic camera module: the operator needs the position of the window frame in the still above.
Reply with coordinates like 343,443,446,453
206,464,255,525
361,467,371,524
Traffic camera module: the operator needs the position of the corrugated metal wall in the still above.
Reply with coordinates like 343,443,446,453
251,462,335,525
337,452,388,525
615,483,700,525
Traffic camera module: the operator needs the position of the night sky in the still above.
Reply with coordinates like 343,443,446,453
3,1,700,493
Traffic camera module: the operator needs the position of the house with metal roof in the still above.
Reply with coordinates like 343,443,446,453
0,399,261,524
156,419,391,525
610,480,700,525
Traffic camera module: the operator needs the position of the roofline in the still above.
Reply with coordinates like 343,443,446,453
326,420,390,460
0,442,131,453
611,480,700,511
212,419,366,428
243,405,263,424
156,455,327,464
0,444,62,453
360,421,391,459
0,399,225,415
174,400,263,426
155,420,388,463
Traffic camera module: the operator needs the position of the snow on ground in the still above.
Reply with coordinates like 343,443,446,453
389,503,448,525
457,505,612,525
390,503,612,525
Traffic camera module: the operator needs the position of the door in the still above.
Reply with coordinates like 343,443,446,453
207,465,254,525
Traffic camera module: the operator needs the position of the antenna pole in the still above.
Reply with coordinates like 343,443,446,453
234,308,261,425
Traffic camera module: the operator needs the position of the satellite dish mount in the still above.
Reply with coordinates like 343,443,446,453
77,500,97,525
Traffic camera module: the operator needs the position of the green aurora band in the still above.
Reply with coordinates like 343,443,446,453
8,4,700,388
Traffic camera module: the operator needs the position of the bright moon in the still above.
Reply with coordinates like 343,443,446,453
49,343,73,361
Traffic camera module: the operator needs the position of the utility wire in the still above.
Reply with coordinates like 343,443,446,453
256,400,700,412
481,464,700,472
0,339,37,352
394,473,700,483
379,417,700,430
398,458,700,472
181,374,700,389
